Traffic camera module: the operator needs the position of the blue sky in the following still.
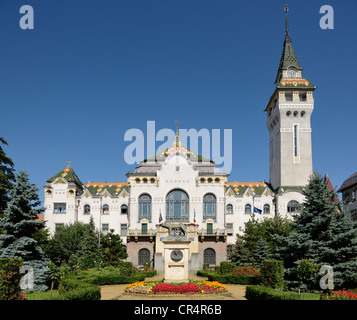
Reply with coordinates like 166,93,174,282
1,0,356,199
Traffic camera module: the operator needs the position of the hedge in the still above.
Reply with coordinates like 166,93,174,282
58,277,101,300
245,285,302,300
260,260,284,289
207,273,261,285
0,258,23,300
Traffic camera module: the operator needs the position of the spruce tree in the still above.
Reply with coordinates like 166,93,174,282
274,172,357,290
0,137,16,214
0,170,50,291
253,236,271,268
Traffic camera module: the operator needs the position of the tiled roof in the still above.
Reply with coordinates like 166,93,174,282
338,172,357,192
83,182,129,197
225,182,272,196
47,166,83,187
275,185,305,194
278,37,301,71
278,77,315,89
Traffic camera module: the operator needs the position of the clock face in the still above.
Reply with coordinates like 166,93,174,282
170,249,183,262
287,69,297,78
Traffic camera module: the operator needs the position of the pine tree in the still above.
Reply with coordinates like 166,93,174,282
77,216,102,269
101,229,128,267
274,172,357,290
0,137,16,214
253,236,271,268
0,170,50,291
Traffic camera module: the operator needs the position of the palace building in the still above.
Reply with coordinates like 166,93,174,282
43,7,316,272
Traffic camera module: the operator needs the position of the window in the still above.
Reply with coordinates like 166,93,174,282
102,204,109,215
135,178,140,184
200,178,205,183
244,204,252,214
141,223,148,235
285,92,293,101
287,200,300,213
143,178,148,184
139,194,152,221
226,204,233,214
138,248,150,266
166,189,189,221
121,204,128,214
226,223,233,236
207,178,213,184
344,192,351,203
215,178,220,183
286,111,291,117
263,204,270,214
55,223,64,231
293,111,298,117
83,204,91,215
203,248,216,265
294,125,298,157
54,203,66,214
102,224,109,235
299,92,307,101
120,224,127,236
203,193,216,221
301,111,306,117
206,223,213,235
150,178,155,184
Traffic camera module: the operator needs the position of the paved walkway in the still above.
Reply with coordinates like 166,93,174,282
100,274,247,300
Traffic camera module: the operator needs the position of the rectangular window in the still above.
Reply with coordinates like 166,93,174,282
141,223,148,235
120,224,127,236
102,224,109,235
285,92,293,101
55,223,64,231
294,125,298,157
226,223,233,236
54,203,66,214
206,223,213,235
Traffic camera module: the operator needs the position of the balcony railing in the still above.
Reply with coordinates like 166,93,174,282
128,228,156,236
198,228,226,236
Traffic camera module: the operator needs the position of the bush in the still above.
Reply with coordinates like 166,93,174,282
58,276,100,300
260,260,284,289
117,261,135,276
232,265,261,277
207,273,260,285
0,258,24,300
245,285,320,300
220,261,233,275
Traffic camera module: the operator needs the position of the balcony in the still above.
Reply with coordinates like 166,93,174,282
127,228,156,243
198,228,227,242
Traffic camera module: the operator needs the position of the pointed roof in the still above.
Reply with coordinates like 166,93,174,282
338,171,357,192
47,166,83,187
278,36,301,72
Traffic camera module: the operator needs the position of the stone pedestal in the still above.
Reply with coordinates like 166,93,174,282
162,237,191,283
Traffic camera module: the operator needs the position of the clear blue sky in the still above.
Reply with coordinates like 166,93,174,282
1,0,356,199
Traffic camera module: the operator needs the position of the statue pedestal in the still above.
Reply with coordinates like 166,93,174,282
162,237,191,283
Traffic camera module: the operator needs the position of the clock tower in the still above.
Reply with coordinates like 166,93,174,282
265,4,316,191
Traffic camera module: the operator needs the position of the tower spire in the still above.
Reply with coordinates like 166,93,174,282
284,2,290,42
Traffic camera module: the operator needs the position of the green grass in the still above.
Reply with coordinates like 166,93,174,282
26,290,60,300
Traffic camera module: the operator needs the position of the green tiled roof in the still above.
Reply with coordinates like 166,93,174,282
275,185,305,194
83,182,129,197
47,166,83,186
225,182,273,196
278,37,301,71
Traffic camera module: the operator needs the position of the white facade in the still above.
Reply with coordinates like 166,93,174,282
43,26,316,269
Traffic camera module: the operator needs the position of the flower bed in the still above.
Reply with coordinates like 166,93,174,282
124,281,228,295
331,290,357,300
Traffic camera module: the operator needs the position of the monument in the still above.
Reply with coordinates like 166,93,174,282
160,223,191,283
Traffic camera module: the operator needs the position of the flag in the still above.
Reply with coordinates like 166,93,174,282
253,206,262,215
100,204,103,214
193,210,196,223
159,209,163,223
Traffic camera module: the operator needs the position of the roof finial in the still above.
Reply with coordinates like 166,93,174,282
175,120,180,147
67,158,71,167
284,2,291,41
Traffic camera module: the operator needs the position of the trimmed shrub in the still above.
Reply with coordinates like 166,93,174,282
220,261,233,275
207,273,260,285
245,285,300,300
260,260,284,289
232,265,261,277
58,276,100,300
0,258,24,300
117,261,135,276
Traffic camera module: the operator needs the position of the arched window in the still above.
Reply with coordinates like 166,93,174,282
287,200,300,213
207,178,213,184
263,204,270,214
135,178,140,184
215,178,220,183
121,204,128,214
166,189,189,221
150,178,155,184
83,204,91,215
226,204,233,214
200,178,205,183
102,204,109,215
244,204,252,214
139,194,152,221
203,194,216,221
203,248,216,265
138,248,150,266
143,178,148,184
